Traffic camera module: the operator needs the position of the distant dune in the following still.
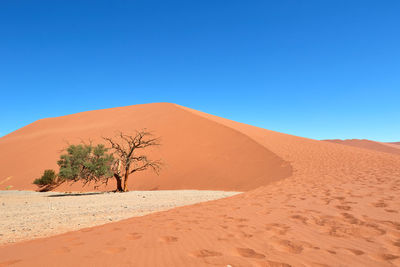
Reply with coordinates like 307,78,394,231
1,103,400,267
324,139,400,155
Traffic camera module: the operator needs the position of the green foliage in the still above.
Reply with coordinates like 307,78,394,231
33,169,58,186
57,143,114,184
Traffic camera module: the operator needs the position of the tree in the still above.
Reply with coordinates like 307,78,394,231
33,143,115,191
32,131,161,192
103,130,162,192
57,143,114,185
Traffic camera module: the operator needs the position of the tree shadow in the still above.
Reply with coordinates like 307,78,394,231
47,192,106,197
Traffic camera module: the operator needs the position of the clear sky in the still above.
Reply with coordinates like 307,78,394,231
1,1,399,141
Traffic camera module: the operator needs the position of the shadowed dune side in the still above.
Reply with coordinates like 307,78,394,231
1,104,400,267
324,139,400,156
0,103,291,192
176,104,400,180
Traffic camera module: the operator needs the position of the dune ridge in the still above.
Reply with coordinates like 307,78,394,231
0,103,399,266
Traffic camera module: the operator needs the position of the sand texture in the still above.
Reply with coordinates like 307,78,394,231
0,190,239,245
0,103,400,266
324,139,400,155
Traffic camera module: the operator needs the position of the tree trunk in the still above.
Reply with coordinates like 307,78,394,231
114,174,123,192
123,168,129,192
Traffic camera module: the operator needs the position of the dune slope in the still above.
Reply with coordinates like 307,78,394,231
1,104,400,266
0,103,291,192
324,139,400,156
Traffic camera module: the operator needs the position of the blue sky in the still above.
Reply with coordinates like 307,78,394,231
1,0,399,141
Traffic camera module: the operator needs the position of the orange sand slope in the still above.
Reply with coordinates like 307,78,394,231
0,103,291,192
1,104,400,267
324,139,400,156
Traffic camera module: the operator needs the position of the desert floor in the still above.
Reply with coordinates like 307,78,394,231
0,190,239,244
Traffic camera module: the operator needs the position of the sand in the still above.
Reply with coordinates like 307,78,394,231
0,103,399,266
0,190,240,245
0,103,291,192
324,139,400,156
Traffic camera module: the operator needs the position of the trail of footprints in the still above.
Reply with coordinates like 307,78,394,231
44,200,399,266
23,176,398,267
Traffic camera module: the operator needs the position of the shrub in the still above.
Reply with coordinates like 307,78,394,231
33,169,58,186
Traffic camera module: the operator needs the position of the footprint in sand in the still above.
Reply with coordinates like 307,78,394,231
334,196,345,201
372,202,388,208
290,215,308,225
234,218,248,222
217,233,235,241
236,230,253,238
385,209,398,213
340,212,362,224
265,223,290,235
270,238,304,254
236,247,265,258
191,249,223,258
102,247,127,254
379,220,400,230
392,240,400,247
370,253,399,261
345,248,364,255
335,205,352,211
298,241,320,250
160,236,178,243
127,233,142,240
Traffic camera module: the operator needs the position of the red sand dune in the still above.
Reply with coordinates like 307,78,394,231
1,103,400,267
0,103,291,192
324,139,400,156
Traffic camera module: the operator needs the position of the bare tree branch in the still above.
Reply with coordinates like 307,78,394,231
102,129,162,192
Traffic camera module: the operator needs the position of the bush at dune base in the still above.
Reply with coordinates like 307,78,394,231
33,169,58,186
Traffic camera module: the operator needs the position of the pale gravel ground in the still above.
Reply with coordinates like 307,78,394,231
0,190,240,245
